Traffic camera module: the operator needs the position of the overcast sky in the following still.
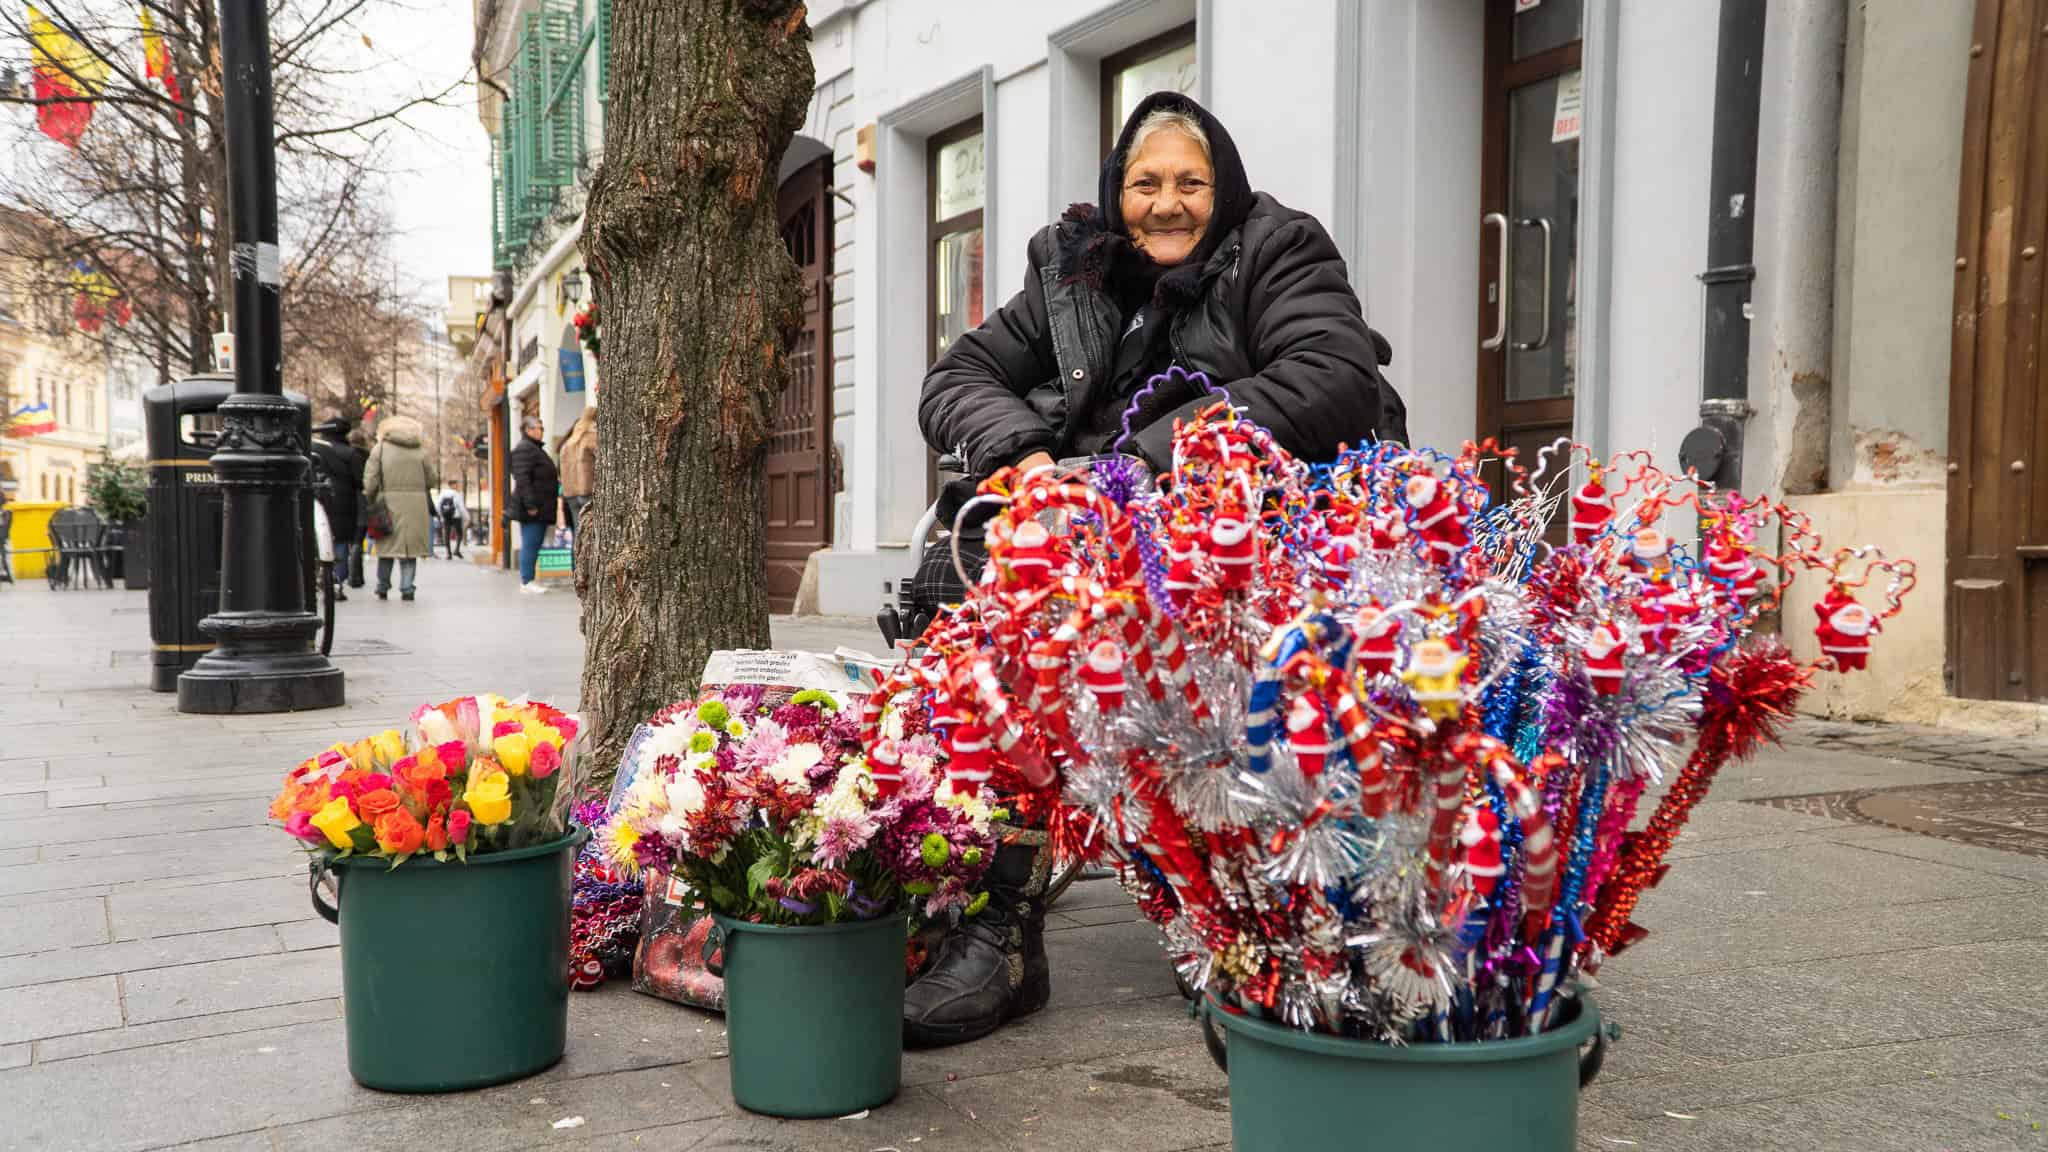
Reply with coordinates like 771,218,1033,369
354,0,493,307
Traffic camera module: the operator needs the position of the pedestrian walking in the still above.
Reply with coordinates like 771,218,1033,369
309,417,364,601
344,426,372,588
437,481,467,560
364,414,437,601
509,413,559,595
558,406,596,535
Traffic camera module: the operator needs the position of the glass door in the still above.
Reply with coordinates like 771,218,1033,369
1478,0,1582,487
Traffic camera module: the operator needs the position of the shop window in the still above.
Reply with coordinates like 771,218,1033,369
928,120,985,365
1101,24,1199,157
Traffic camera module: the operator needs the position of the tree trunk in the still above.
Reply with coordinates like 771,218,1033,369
577,0,813,778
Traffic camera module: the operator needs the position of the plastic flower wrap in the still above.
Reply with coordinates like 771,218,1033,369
269,695,586,865
596,688,995,925
862,372,1916,1043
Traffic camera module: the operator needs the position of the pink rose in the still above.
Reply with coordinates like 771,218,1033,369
360,773,393,792
328,777,360,802
389,755,418,779
529,741,561,780
551,717,580,743
492,719,524,739
435,741,467,771
284,811,321,842
447,809,472,845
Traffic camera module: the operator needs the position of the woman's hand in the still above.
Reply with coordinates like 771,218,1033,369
1015,451,1056,475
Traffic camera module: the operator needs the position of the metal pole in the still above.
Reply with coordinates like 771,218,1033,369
177,0,343,713
1679,0,1767,489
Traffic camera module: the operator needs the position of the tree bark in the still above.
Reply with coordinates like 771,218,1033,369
577,0,813,778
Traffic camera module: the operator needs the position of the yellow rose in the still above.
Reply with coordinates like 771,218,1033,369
310,796,361,849
369,729,406,768
492,730,532,777
465,772,512,826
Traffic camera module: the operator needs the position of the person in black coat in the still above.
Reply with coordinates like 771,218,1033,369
310,417,365,601
508,413,560,594
922,91,1405,484
904,93,1408,1052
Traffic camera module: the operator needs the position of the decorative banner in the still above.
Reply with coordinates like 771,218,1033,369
557,337,586,394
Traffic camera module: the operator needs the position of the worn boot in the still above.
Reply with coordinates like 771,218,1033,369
903,828,1051,1048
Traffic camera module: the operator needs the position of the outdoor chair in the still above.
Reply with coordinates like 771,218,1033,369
47,506,110,590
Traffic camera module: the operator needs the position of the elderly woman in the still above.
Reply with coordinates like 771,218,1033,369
905,93,1406,1049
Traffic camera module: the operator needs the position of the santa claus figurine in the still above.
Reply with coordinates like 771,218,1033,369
1210,513,1259,591
1003,519,1058,588
1286,693,1337,778
1079,639,1128,711
1708,539,1764,603
1355,603,1401,679
1402,637,1468,722
867,738,905,799
1634,579,1672,654
1406,472,1469,562
1584,621,1627,696
1163,529,1203,606
1659,575,1703,636
1368,508,1411,553
1628,527,1670,573
1570,472,1615,547
1314,530,1362,590
945,721,995,796
1459,806,1506,899
1814,586,1879,671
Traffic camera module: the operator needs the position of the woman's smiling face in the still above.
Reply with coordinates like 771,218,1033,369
1121,128,1214,267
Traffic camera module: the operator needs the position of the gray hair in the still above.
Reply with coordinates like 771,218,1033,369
1127,107,1210,165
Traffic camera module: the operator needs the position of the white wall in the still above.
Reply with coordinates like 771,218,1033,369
992,63,1051,309
1205,0,1337,225
1603,0,1718,474
1354,0,1484,451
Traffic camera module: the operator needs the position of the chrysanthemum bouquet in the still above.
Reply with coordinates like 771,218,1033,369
269,695,584,864
596,687,996,925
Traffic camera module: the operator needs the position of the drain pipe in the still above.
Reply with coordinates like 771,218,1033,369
1679,0,1766,489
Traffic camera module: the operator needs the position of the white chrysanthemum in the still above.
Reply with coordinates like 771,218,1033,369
665,772,706,817
815,764,873,822
767,743,825,787
726,719,747,739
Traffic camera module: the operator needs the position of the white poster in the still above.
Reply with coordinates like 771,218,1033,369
1552,70,1584,143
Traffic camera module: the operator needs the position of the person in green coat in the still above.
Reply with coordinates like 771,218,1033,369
364,414,438,601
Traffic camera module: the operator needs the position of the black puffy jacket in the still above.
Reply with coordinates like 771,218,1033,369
509,435,559,526
921,94,1405,476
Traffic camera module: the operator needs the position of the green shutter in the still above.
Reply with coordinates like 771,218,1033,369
597,0,611,102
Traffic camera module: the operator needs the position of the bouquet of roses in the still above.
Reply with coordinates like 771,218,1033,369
269,695,584,864
595,686,996,925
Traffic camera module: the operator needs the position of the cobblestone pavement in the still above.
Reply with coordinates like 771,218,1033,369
2,559,2046,1151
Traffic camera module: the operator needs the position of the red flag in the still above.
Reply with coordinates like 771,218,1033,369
28,6,106,148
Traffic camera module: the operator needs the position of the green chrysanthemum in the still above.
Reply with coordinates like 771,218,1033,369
688,731,716,754
961,846,983,867
920,832,951,869
696,700,730,728
963,891,990,917
791,688,839,712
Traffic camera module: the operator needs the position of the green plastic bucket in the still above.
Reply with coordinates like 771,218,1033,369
1202,994,1607,1152
711,912,905,1117
311,826,588,1092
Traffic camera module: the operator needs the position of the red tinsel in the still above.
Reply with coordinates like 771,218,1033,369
1585,641,1810,954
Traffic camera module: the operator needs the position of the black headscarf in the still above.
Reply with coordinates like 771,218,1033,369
1060,91,1256,310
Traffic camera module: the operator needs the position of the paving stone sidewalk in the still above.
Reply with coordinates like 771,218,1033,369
2,558,2044,1151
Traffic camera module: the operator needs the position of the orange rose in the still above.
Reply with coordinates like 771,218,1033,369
374,808,425,855
355,788,402,822
396,755,445,791
425,811,449,853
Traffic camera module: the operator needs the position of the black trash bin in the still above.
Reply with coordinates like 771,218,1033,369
144,375,313,692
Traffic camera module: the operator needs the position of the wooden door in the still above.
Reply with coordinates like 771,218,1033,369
1477,0,1583,481
766,158,834,614
1947,0,2048,700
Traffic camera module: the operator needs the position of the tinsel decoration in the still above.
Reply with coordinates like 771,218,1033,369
860,372,1913,1042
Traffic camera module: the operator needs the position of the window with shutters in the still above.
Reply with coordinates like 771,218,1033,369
491,0,604,273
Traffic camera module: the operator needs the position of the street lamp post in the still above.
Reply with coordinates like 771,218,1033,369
177,0,344,713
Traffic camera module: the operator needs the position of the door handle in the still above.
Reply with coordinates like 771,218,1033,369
1482,212,1508,350
1514,216,1554,352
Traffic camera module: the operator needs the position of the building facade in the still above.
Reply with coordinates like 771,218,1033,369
0,215,130,506
792,0,2013,729
471,0,2031,728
